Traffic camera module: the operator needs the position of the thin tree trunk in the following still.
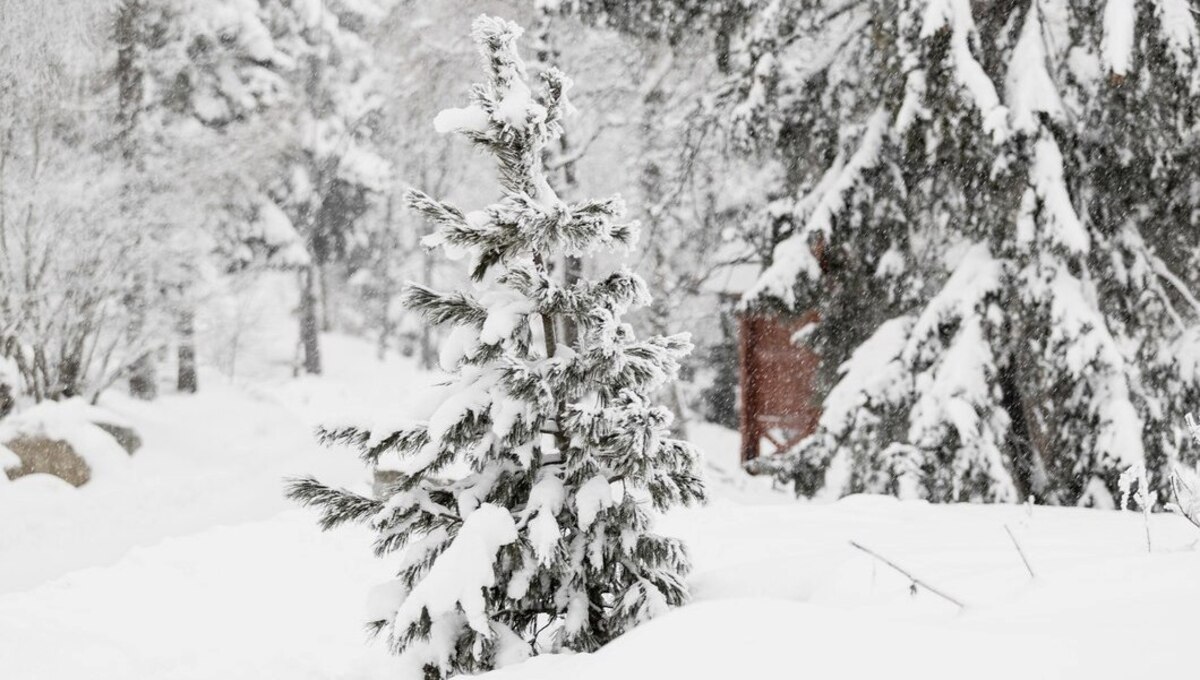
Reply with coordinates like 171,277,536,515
300,266,322,375
638,46,690,438
378,196,395,361
0,333,13,418
0,384,12,420
531,251,570,459
115,0,145,156
126,275,158,400
535,7,582,350
418,222,437,370
57,330,87,399
419,325,436,370
118,0,156,401
127,352,158,399
560,144,581,348
33,345,49,403
177,307,198,393
318,262,333,332
378,289,391,361
668,380,690,440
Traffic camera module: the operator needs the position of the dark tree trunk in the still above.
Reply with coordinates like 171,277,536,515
300,266,322,375
535,8,582,350
554,91,580,349
377,289,393,361
115,0,145,155
418,221,438,370
318,262,333,332
377,196,395,361
0,341,14,417
177,308,198,393
55,334,85,400
638,46,688,438
128,352,158,400
558,133,581,349
117,0,156,401
126,275,158,400
419,324,436,371
0,385,13,420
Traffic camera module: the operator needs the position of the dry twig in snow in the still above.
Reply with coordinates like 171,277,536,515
1004,524,1036,579
848,541,966,610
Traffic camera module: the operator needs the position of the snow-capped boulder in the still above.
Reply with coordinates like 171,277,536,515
0,398,138,488
2,436,92,487
94,422,143,455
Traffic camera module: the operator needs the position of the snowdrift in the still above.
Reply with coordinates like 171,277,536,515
4,334,1200,679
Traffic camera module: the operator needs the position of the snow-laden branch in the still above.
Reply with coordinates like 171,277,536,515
1102,0,1136,76
1150,0,1200,72
920,0,1009,142
1006,1,1066,134
744,108,889,307
1151,256,1200,321
1021,135,1090,253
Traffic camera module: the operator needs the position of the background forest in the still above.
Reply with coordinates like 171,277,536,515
0,0,751,429
5,0,1200,508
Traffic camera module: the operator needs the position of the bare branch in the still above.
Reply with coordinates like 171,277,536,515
546,120,613,171
849,540,966,609
1004,525,1036,579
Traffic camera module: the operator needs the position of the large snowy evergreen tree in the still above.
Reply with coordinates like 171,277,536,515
289,15,703,678
567,1,1200,506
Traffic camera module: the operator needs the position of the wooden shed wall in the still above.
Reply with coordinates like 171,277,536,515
738,312,822,463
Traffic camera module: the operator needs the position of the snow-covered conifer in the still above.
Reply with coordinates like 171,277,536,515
289,15,703,678
571,1,1200,506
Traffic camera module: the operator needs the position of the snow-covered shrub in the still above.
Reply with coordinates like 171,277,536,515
289,16,703,678
0,115,168,404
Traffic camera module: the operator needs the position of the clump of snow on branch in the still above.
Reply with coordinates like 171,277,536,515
391,503,518,637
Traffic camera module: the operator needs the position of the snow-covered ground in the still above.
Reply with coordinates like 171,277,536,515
4,321,1200,679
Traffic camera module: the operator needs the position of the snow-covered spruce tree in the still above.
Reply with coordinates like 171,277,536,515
288,15,703,677
569,1,1200,506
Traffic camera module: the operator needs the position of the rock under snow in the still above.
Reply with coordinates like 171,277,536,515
0,399,139,487
3,436,93,487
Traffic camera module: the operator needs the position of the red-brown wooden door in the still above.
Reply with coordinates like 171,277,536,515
738,312,822,463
